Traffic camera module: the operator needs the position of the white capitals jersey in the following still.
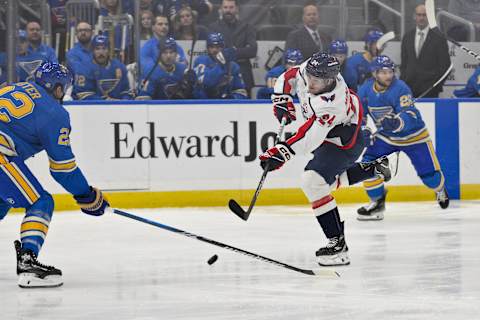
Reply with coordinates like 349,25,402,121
272,60,363,155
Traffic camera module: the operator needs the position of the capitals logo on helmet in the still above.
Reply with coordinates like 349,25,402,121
207,32,225,47
370,55,395,72
284,49,303,65
328,39,348,55
34,62,73,92
92,34,109,48
364,29,384,44
305,52,340,79
159,36,177,53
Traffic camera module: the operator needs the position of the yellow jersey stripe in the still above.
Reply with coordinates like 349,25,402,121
427,140,441,171
363,178,385,188
2,163,40,204
49,159,77,172
0,153,7,165
377,129,431,146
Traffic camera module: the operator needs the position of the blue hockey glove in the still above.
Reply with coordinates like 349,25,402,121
381,114,404,133
259,142,295,171
271,94,296,125
361,126,374,146
74,187,109,216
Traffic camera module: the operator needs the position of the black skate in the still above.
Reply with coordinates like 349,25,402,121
357,191,387,221
316,235,350,266
436,187,449,209
14,240,63,288
373,153,399,183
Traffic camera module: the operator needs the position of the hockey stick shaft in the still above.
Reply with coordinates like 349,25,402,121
229,117,287,220
111,208,337,277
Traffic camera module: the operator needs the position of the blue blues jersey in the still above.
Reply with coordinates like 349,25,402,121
27,44,58,65
193,55,248,99
453,66,480,97
16,50,54,82
256,65,286,99
344,52,372,92
0,82,90,196
137,62,187,99
66,43,93,74
140,37,187,76
73,58,133,100
358,77,428,146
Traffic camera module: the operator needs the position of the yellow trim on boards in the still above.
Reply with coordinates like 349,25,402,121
7,184,480,213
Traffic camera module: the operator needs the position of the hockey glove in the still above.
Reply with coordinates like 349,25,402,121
271,94,296,125
74,187,109,216
259,142,295,172
361,126,375,147
381,114,404,133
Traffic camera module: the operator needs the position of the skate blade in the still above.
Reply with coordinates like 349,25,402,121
18,273,63,288
317,252,350,266
357,213,384,221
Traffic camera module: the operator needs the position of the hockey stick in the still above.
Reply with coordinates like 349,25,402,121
110,208,339,277
228,117,288,221
425,0,480,61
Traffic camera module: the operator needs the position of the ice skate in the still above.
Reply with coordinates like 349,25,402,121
14,240,63,288
357,191,387,221
316,235,350,266
436,187,449,209
373,153,399,182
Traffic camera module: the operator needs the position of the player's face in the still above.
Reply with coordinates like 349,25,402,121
303,5,319,29
76,23,93,44
368,42,381,57
153,17,169,37
306,73,334,95
333,53,347,66
374,69,394,88
207,44,222,57
179,10,193,26
221,0,238,23
93,45,109,65
415,5,428,29
161,49,177,66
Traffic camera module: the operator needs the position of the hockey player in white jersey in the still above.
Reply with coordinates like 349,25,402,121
259,52,396,266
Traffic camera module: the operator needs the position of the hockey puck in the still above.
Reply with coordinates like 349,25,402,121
207,254,218,265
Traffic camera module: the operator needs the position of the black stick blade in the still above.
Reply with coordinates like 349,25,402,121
228,199,249,221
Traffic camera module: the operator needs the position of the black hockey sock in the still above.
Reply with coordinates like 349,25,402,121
316,207,344,238
346,163,375,185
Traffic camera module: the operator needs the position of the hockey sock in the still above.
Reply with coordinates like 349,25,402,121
364,178,385,201
21,194,54,255
315,206,344,238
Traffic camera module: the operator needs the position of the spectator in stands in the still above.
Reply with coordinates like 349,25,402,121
157,0,213,23
137,37,194,99
173,6,208,40
141,10,155,41
66,22,94,75
193,32,248,99
453,65,480,97
73,35,133,100
208,0,257,96
285,1,331,62
48,0,68,63
400,4,451,98
25,21,58,64
256,49,303,99
447,0,480,41
328,39,348,78
343,29,384,92
100,0,124,16
140,15,187,76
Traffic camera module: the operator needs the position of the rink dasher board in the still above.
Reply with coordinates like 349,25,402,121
18,99,480,210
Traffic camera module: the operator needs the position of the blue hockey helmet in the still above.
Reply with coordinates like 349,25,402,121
92,34,109,48
305,52,340,79
364,29,384,44
370,55,395,72
159,36,177,52
206,32,225,47
284,49,303,65
34,62,73,93
328,39,348,55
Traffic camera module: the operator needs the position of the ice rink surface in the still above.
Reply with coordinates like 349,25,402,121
1,201,480,320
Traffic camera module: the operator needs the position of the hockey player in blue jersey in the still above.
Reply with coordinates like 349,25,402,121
137,37,194,99
0,62,109,288
453,65,480,97
73,35,133,100
343,30,383,92
193,32,248,99
328,39,348,78
256,49,303,99
357,55,449,220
